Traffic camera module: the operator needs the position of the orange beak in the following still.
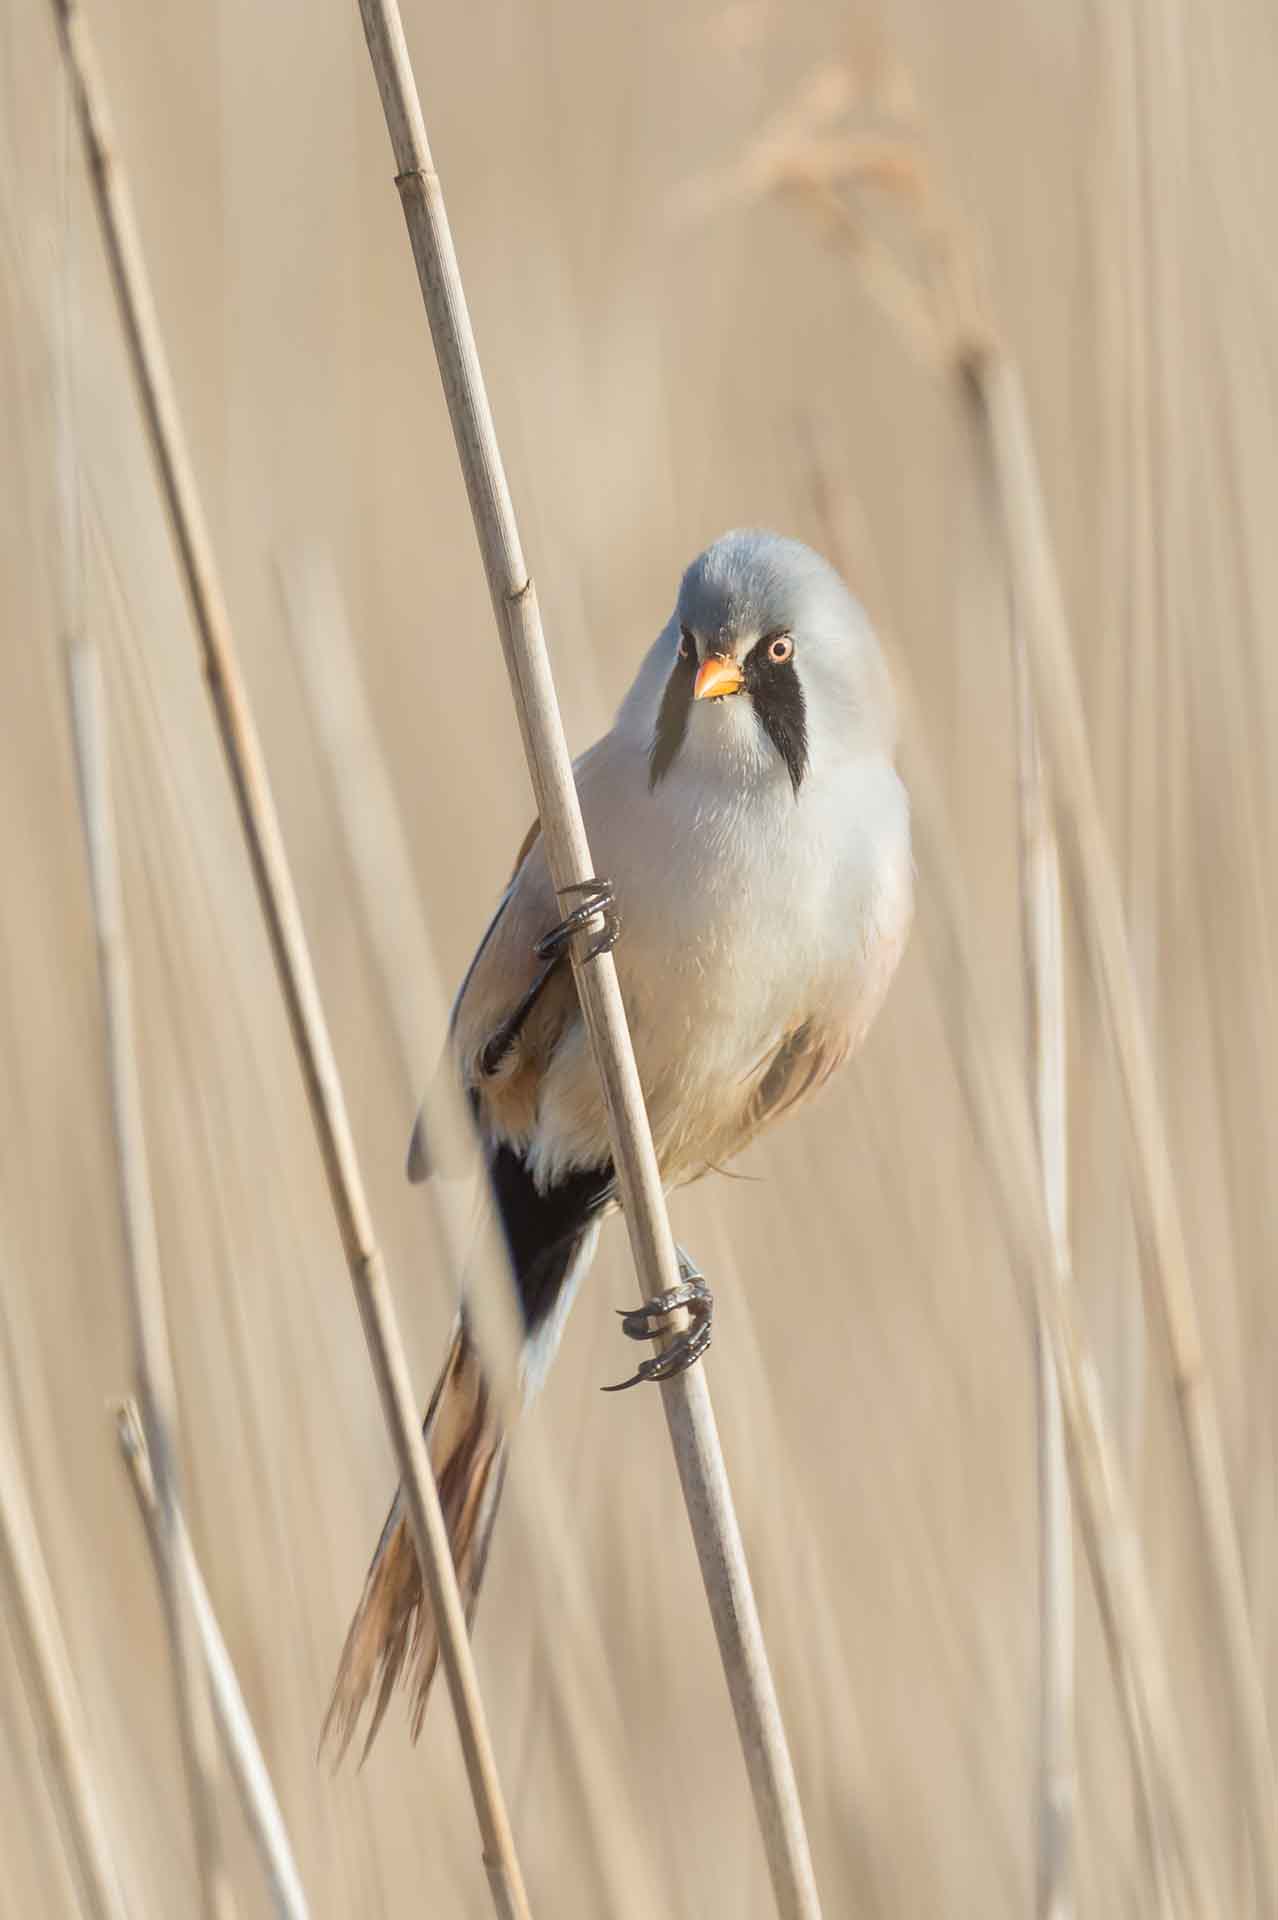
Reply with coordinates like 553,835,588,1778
693,655,745,701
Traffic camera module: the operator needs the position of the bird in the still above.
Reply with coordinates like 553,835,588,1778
323,528,913,1756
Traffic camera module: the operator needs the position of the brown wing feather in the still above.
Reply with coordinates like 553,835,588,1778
448,820,577,1147
407,817,563,1180
655,1014,852,1191
510,817,541,876
735,1017,851,1157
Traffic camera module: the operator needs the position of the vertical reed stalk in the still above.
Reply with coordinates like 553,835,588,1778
968,345,1278,1911
811,464,1206,1916
64,640,235,1920
1006,447,1076,1920
353,6,823,1914
116,1401,312,1920
46,68,231,1920
904,707,1213,1919
49,5,533,1914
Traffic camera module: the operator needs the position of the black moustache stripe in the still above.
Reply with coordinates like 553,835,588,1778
648,640,696,787
744,641,808,796
649,634,809,795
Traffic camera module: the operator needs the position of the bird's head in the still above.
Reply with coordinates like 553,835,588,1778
621,529,896,799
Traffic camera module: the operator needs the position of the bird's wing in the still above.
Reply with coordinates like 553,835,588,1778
730,1016,852,1160
443,817,543,1037
407,819,563,1180
436,818,580,1154
409,735,626,1179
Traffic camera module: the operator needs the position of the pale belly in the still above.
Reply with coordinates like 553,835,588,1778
529,747,911,1184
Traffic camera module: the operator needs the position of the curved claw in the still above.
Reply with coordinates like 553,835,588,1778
480,878,619,1077
602,1278,714,1391
534,878,619,965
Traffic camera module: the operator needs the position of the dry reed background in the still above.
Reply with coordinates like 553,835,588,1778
2,0,1276,1915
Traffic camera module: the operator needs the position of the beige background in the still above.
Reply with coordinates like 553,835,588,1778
2,0,1276,1913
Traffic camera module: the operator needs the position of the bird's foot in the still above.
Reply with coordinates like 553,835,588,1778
602,1256,713,1392
480,878,619,1076
534,877,619,966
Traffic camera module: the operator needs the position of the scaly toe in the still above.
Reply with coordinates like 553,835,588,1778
603,1276,713,1390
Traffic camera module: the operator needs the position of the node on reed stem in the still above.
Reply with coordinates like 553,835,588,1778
63,637,236,1920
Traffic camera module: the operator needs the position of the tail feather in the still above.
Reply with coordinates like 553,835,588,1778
324,1142,614,1758
321,1322,506,1761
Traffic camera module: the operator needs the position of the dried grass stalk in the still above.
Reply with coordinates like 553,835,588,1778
354,4,823,1913
116,1401,311,1920
64,639,235,1920
905,695,1214,1919
1009,528,1076,1920
809,457,1209,1916
48,4,532,1915
968,345,1278,1912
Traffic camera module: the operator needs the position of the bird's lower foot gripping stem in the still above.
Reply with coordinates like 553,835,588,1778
603,1251,714,1392
480,877,619,1076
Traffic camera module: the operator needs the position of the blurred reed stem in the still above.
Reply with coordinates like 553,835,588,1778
968,343,1278,1912
48,4,533,1915
0,76,134,1920
63,637,236,1920
116,1400,312,1920
810,452,1210,1918
0,1382,131,1920
49,68,236,1919
354,4,824,1915
1007,499,1076,1920
778,84,1272,1896
904,656,1214,1920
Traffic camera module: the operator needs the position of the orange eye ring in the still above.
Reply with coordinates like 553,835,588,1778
767,634,794,664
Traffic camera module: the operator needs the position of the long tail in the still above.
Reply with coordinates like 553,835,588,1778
323,1144,614,1759
321,1322,505,1761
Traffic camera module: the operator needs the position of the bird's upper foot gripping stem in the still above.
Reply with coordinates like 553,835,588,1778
534,877,619,968
480,877,619,1077
603,1253,714,1392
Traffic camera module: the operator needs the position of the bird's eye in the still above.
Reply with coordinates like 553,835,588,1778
678,626,694,660
767,634,794,664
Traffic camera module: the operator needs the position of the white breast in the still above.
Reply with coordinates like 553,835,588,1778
527,726,911,1185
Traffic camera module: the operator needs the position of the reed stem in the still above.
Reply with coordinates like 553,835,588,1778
354,5,824,1913
64,638,235,1920
1006,419,1076,1920
116,1401,312,1920
49,4,533,1912
969,345,1278,1911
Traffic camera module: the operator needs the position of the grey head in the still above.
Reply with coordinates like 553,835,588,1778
617,529,896,799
